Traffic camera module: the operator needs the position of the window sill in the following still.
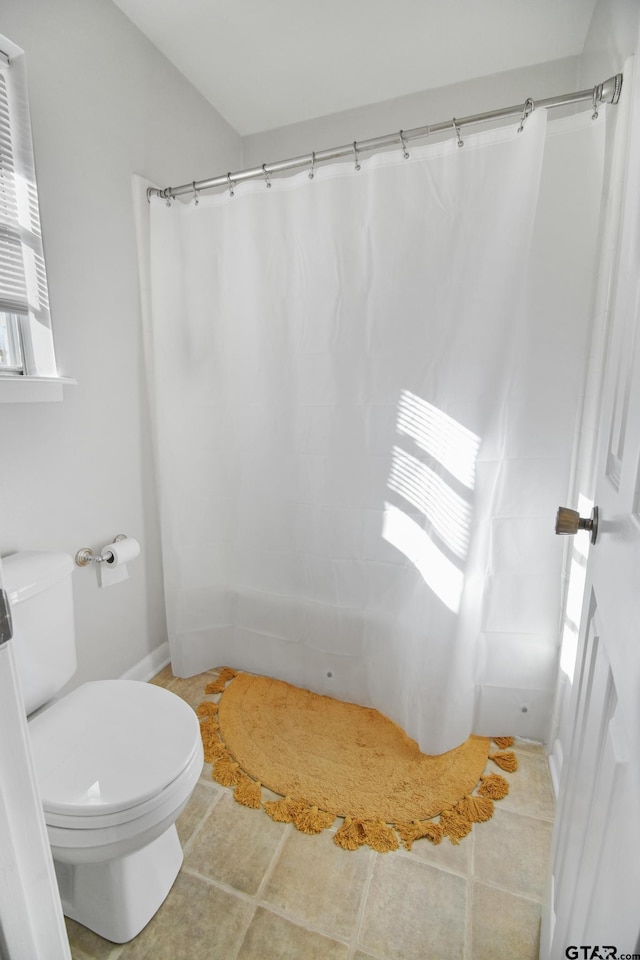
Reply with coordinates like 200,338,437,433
0,376,77,403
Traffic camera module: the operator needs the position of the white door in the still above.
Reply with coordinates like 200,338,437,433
543,61,640,957
0,558,70,960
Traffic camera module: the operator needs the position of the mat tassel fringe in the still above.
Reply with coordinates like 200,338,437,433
197,668,518,852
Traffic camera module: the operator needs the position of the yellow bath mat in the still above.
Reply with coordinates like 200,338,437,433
197,668,517,852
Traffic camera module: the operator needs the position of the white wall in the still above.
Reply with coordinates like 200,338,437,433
0,0,241,688
243,57,580,168
579,0,639,87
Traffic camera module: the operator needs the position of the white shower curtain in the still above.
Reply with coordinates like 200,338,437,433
146,108,604,753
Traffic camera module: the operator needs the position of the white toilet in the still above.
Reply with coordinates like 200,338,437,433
3,550,204,944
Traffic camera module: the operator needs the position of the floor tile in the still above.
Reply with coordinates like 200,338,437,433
404,825,472,876
262,826,371,939
471,882,541,960
514,739,547,756
166,673,218,709
236,907,349,960
118,871,253,960
360,855,467,960
65,917,121,960
473,808,552,901
176,781,220,846
147,665,174,688
199,758,215,783
184,790,286,895
498,752,556,821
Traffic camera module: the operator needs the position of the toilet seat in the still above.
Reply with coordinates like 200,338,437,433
29,679,203,830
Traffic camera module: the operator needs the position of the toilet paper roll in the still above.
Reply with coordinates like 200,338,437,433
98,537,140,588
103,537,141,567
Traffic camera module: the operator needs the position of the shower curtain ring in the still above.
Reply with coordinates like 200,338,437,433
517,98,535,133
399,131,410,159
227,173,235,198
309,151,316,180
262,164,272,188
353,141,361,171
452,119,464,148
165,187,175,207
192,181,199,205
592,85,599,120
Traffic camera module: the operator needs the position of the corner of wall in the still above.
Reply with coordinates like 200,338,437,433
579,0,640,86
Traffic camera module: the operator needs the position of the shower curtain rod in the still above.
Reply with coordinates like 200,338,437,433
147,73,623,202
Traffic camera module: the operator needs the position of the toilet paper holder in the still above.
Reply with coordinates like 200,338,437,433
75,534,128,567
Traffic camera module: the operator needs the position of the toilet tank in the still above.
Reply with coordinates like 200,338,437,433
2,551,77,715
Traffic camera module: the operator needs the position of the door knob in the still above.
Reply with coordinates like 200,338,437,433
555,506,599,544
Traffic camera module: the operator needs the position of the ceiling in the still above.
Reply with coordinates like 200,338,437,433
112,0,598,136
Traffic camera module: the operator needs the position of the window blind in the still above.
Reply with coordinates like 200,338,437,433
0,68,28,316
0,47,57,378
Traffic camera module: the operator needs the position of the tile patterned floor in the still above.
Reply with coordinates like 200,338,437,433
65,667,555,960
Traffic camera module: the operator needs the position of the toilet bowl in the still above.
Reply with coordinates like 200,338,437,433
28,679,204,943
2,550,204,944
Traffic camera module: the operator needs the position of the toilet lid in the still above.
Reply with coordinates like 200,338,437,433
28,680,201,817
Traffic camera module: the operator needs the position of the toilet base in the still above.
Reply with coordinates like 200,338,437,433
53,824,183,943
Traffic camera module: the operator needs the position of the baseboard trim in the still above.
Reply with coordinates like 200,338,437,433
120,642,170,683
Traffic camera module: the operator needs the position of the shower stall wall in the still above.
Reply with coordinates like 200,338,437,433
146,107,604,754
